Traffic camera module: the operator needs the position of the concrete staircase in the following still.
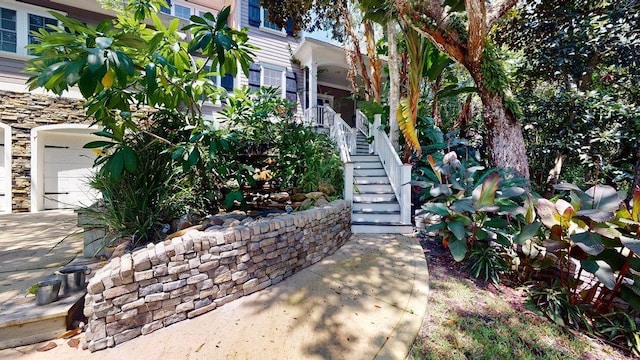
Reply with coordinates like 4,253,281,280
351,133,413,234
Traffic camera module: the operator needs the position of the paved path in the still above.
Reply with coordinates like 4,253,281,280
0,210,83,303
0,211,429,360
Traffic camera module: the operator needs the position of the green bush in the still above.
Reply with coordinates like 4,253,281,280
90,132,191,247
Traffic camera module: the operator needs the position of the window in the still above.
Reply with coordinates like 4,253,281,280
248,63,297,100
161,1,212,20
0,8,17,53
202,65,235,102
174,4,191,20
248,0,293,36
262,8,281,31
0,4,58,57
28,14,56,53
263,67,283,89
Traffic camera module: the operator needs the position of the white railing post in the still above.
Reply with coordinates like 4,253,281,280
400,164,412,224
372,114,381,155
344,162,354,202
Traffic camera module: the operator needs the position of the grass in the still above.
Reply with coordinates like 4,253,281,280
409,237,631,360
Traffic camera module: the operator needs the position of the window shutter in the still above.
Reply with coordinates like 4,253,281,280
285,18,294,36
161,0,172,14
248,63,261,92
285,70,297,101
221,73,234,91
248,0,260,26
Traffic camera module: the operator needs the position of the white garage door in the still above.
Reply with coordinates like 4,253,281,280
43,132,99,210
0,129,6,213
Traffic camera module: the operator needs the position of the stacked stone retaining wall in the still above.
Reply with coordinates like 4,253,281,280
83,200,351,351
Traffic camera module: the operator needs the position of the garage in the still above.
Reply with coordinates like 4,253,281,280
0,124,8,213
32,126,101,211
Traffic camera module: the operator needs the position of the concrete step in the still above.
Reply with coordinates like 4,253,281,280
354,168,387,177
351,212,401,223
353,202,401,213
351,222,414,234
353,193,396,203
353,162,383,169
354,176,390,185
351,155,379,162
0,291,86,349
355,184,393,194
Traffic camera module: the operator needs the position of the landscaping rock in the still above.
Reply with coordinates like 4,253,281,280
271,192,290,202
306,191,325,199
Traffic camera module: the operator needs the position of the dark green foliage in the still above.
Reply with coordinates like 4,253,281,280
467,245,508,285
221,87,344,195
498,0,640,191
90,133,189,247
415,124,530,282
527,284,589,329
593,312,640,356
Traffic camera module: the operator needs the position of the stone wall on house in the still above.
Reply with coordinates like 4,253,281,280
0,91,88,212
83,200,352,352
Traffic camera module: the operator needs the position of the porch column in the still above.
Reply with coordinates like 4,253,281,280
309,61,317,111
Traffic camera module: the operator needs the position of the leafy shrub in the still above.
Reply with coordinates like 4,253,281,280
467,244,508,285
593,312,640,356
527,284,589,329
90,131,191,247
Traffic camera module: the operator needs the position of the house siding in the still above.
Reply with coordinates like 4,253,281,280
237,0,304,115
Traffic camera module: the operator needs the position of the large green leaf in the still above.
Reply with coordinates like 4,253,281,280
421,202,450,216
621,235,640,254
620,286,640,312
447,220,466,241
83,141,114,149
513,222,542,245
570,231,605,256
581,260,616,290
582,184,621,211
576,209,615,222
448,238,467,262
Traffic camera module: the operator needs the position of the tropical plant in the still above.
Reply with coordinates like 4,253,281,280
416,135,530,266
25,1,255,180
527,283,589,329
534,183,640,313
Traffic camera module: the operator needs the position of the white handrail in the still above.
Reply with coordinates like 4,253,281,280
371,114,412,224
304,105,355,201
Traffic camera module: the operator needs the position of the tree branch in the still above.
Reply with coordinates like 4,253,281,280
465,0,486,65
407,22,466,65
486,0,518,30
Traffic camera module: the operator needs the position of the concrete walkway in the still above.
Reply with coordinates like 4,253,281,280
0,212,429,360
0,210,84,304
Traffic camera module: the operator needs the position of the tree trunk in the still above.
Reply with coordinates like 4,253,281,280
387,20,401,151
480,91,531,180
